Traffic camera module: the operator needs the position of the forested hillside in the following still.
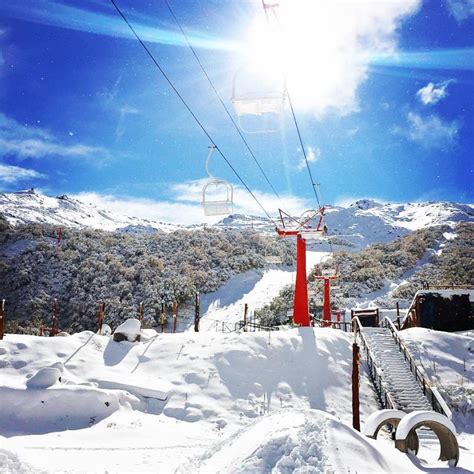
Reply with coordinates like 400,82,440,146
0,217,293,333
257,222,474,326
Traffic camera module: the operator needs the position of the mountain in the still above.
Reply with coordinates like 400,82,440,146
0,189,182,233
0,190,472,249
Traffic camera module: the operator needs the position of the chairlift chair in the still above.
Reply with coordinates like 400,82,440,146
231,66,286,133
201,145,234,216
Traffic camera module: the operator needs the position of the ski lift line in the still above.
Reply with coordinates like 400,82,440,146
257,1,321,211
110,0,278,226
286,91,321,208
163,0,282,203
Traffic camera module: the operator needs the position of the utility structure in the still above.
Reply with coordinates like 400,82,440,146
314,258,339,326
276,208,327,327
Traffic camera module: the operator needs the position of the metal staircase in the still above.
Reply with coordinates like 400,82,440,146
353,316,451,418
363,327,431,412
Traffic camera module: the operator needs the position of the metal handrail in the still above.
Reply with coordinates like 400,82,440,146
379,316,452,418
351,316,398,410
312,318,352,332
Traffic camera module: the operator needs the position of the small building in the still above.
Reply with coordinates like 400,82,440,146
402,288,474,331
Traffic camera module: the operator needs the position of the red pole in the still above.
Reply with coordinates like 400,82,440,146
336,310,341,323
323,278,331,326
293,235,310,327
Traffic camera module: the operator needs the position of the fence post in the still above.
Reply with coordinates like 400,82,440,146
0,299,4,340
194,292,200,332
160,303,166,333
352,341,360,431
97,302,104,335
51,298,58,336
137,302,143,322
172,302,178,333
243,303,248,331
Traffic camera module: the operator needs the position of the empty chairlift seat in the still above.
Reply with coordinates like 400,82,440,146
201,144,234,216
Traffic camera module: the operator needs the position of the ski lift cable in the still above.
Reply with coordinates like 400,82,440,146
163,0,282,203
258,1,321,210
110,0,278,226
286,90,321,209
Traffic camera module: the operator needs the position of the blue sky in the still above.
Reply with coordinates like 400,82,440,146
0,0,473,223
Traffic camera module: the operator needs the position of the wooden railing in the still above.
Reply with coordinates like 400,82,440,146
379,316,452,418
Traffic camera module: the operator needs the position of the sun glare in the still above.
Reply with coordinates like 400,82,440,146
242,0,417,115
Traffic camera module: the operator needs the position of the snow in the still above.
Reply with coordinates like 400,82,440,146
26,367,61,389
413,289,474,301
188,409,420,473
395,410,457,440
1,326,472,472
113,318,141,341
197,251,329,330
2,191,472,242
0,190,181,233
362,409,407,438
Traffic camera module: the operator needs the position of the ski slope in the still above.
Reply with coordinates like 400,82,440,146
196,251,329,331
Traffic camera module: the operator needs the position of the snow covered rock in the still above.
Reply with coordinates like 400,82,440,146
26,367,61,389
113,319,141,342
98,323,112,336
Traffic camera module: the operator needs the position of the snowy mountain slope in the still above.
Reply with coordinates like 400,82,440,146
218,200,474,249
195,251,328,332
1,191,472,246
0,189,181,233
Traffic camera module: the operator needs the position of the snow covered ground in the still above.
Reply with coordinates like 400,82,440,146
196,251,329,331
0,326,472,473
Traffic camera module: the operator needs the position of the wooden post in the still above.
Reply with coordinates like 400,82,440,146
137,302,143,322
160,303,166,333
243,303,248,331
51,298,58,336
0,299,4,340
194,292,200,332
352,341,361,431
97,302,104,335
396,301,400,317
172,302,178,333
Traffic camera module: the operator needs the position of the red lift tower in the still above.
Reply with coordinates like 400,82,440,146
314,265,339,326
276,208,327,327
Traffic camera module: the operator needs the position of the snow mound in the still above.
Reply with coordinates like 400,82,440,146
189,409,416,473
113,319,141,342
1,385,135,436
26,367,61,389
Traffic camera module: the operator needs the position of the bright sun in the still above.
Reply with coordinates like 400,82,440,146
240,0,417,116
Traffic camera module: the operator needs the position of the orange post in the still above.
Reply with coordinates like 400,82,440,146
138,302,143,322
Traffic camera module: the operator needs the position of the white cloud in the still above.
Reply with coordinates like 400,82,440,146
0,112,110,161
405,112,459,148
447,0,474,22
0,138,108,159
297,147,321,171
416,80,453,105
0,164,45,183
245,0,421,115
73,180,312,225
